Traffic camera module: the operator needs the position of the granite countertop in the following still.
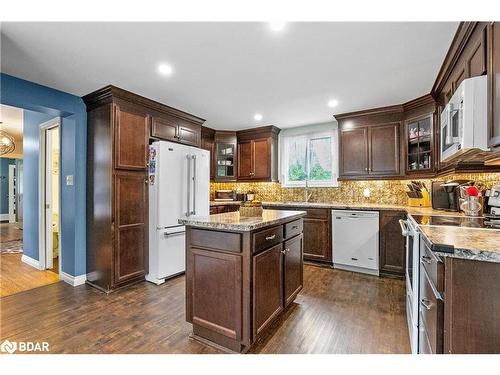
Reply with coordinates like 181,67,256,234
418,225,500,263
179,209,306,232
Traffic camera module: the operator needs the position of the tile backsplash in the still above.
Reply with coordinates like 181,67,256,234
211,173,500,206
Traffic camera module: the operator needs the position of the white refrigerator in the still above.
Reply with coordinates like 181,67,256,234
146,140,210,285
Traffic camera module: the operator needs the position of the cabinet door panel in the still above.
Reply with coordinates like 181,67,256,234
151,116,178,142
369,123,400,175
178,121,201,147
114,171,148,284
238,141,253,179
284,234,303,306
303,218,331,262
340,128,368,175
253,139,271,179
253,244,283,337
379,211,406,277
189,248,242,340
114,106,149,170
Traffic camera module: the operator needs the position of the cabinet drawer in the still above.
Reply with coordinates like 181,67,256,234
419,266,444,354
285,219,303,239
420,238,444,294
190,228,241,253
253,225,283,254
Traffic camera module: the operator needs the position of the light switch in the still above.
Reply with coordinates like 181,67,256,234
66,175,74,186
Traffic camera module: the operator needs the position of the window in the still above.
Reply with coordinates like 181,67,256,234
280,124,338,187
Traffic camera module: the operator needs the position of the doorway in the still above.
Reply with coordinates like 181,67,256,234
39,118,61,276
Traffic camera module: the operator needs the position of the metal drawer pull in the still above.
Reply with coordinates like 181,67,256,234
291,225,299,229
266,234,276,240
281,249,286,254
351,257,358,261
285,248,290,252
421,255,432,264
420,298,432,310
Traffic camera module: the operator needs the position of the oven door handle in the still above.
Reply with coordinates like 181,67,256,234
399,219,410,236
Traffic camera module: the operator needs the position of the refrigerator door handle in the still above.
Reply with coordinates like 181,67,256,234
191,155,197,215
186,154,191,216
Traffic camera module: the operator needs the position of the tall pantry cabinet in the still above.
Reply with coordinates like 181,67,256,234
84,87,150,292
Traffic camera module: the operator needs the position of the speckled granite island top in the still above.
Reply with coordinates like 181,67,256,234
178,209,306,231
418,225,500,263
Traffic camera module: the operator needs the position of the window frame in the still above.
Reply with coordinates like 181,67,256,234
280,127,339,188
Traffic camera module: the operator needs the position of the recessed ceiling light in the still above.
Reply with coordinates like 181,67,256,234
327,99,339,108
158,63,173,76
254,113,263,121
269,22,286,32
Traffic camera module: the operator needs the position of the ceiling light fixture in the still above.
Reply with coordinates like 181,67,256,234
0,130,15,155
327,99,339,108
158,63,173,76
254,114,263,121
269,22,286,32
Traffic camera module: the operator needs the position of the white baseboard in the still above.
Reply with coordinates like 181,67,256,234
21,255,42,270
0,213,9,221
60,271,87,287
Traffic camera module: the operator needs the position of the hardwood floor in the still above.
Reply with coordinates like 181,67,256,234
0,265,410,354
0,222,23,243
0,254,60,298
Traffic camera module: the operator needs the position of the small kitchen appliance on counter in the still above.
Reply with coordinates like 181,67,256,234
431,179,474,211
214,189,237,201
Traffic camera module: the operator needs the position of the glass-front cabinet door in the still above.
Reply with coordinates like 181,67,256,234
406,114,433,173
216,143,235,179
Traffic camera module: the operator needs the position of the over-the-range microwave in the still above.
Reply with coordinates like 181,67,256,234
440,75,488,162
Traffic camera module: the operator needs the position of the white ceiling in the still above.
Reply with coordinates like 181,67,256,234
0,104,23,159
1,22,458,130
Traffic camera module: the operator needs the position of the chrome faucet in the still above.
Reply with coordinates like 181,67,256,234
304,179,313,202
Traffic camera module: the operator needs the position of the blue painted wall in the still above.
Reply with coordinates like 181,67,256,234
0,158,17,215
1,73,87,276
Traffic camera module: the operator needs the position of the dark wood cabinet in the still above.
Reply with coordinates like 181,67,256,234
252,244,284,337
201,126,215,180
404,113,434,175
114,170,148,283
237,126,279,182
84,85,205,292
114,106,149,170
379,210,406,278
338,115,401,179
151,113,202,148
369,123,400,175
214,131,238,181
339,127,368,176
284,234,303,307
210,204,240,215
488,22,500,148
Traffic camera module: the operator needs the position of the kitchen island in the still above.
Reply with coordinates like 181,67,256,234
179,209,307,353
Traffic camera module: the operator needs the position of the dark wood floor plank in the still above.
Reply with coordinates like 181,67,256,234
0,265,409,354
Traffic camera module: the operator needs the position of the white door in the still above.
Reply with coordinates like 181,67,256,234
8,164,16,223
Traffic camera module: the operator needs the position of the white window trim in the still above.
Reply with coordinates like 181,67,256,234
279,122,339,188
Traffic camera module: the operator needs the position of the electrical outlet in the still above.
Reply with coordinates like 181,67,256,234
66,175,74,186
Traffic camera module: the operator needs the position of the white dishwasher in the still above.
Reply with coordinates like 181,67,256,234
332,210,380,276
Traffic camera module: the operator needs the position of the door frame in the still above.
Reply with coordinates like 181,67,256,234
8,164,16,223
38,118,62,275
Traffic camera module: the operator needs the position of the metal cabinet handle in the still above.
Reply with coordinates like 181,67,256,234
420,298,432,310
266,234,276,240
292,225,299,229
281,249,286,254
421,255,432,264
164,231,185,237
285,248,290,252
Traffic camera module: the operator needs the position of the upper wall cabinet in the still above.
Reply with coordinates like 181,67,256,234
237,126,280,182
201,126,216,180
337,107,402,179
151,112,203,148
214,131,238,181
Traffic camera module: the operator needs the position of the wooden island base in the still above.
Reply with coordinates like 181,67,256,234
181,210,306,353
